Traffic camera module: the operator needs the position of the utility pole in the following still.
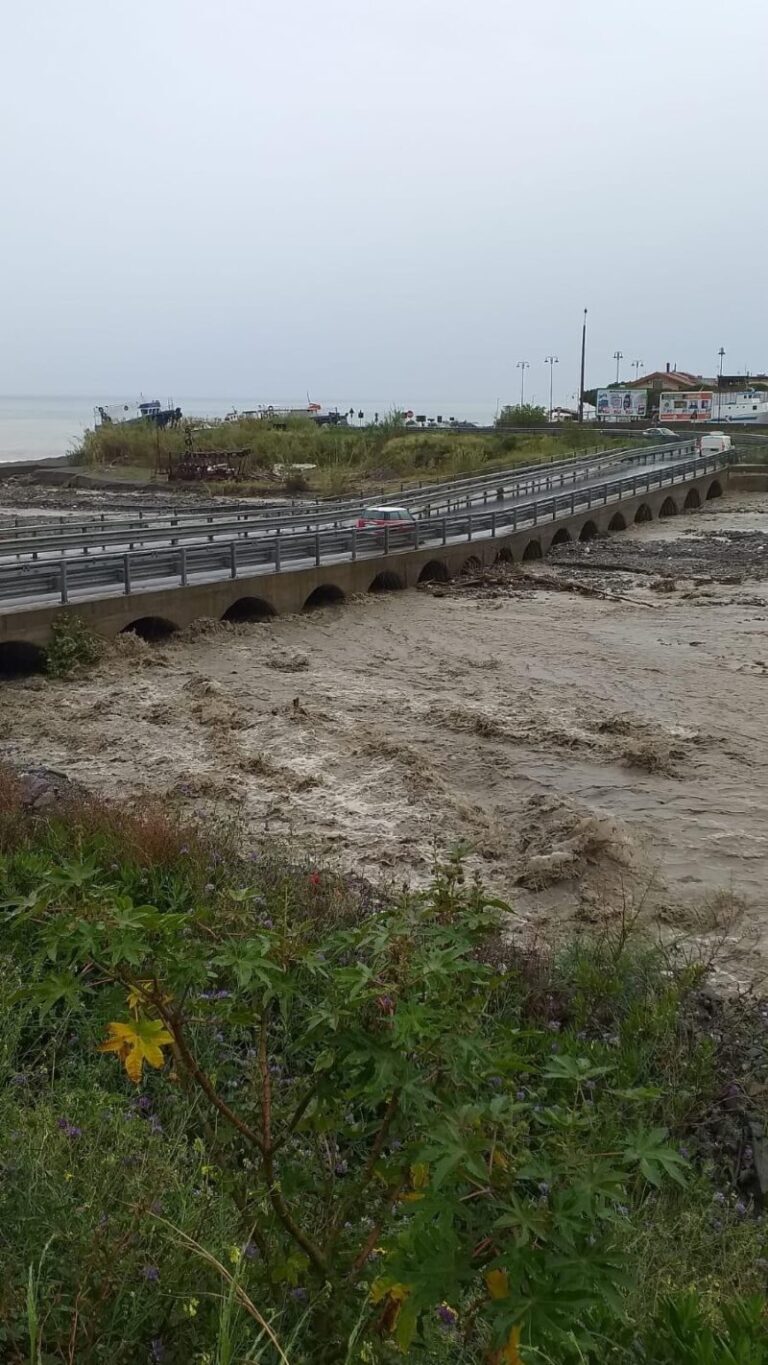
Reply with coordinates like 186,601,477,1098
578,309,587,423
718,346,725,421
516,360,530,406
632,359,644,381
544,355,559,421
613,350,624,384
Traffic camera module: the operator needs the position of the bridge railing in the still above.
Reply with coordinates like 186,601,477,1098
0,450,730,608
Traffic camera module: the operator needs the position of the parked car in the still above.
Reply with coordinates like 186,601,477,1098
356,506,417,529
641,426,680,440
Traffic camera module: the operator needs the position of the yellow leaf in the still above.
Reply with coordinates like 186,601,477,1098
99,1017,174,1085
488,1324,522,1364
410,1162,429,1189
485,1268,510,1301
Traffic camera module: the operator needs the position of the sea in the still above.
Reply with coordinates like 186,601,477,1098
0,396,499,465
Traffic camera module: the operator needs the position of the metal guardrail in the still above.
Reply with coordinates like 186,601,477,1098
0,443,693,562
0,449,729,609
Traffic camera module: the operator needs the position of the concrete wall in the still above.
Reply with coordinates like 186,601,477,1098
0,471,726,649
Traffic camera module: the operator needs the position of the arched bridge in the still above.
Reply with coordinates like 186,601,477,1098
0,442,731,659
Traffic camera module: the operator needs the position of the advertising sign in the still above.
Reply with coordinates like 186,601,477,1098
658,391,713,422
596,388,648,421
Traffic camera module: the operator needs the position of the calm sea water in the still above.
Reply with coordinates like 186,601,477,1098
0,396,498,464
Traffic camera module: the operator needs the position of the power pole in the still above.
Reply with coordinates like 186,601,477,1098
544,355,559,421
613,350,624,384
516,360,530,406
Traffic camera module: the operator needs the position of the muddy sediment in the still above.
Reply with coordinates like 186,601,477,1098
3,491,768,986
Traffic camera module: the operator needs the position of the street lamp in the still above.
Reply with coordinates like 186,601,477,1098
544,355,559,421
717,347,726,421
632,360,644,380
516,360,530,405
613,350,624,384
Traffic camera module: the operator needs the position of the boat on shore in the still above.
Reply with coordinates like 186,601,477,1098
95,399,182,430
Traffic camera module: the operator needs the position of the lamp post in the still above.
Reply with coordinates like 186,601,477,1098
578,308,588,423
613,350,624,384
516,360,530,406
632,359,644,380
544,355,559,421
717,346,726,421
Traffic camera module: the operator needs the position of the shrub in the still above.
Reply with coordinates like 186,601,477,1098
45,615,104,677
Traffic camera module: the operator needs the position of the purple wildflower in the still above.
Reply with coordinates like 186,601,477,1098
10,1073,28,1086
516,1089,527,1102
713,1191,726,1205
243,1241,260,1261
735,1201,748,1217
137,1095,152,1112
290,1287,308,1303
335,1160,349,1176
437,1304,458,1328
142,1265,160,1283
56,1118,81,1139
538,1181,550,1197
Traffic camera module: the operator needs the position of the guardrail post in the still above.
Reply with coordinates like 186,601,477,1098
352,527,358,561
60,560,68,604
230,543,237,579
315,532,321,567
384,525,390,555
179,547,188,586
533,502,538,526
491,512,496,537
274,533,281,572
412,522,418,552
512,507,517,530
123,555,131,596
467,514,473,541
442,518,447,545
570,492,575,514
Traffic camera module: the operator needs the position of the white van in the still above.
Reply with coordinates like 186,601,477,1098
700,432,732,455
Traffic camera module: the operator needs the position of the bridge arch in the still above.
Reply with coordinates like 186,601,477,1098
522,539,542,561
369,571,404,594
634,503,653,524
706,479,723,500
418,560,450,583
121,616,178,641
659,497,678,518
608,512,626,532
684,487,701,510
461,555,483,576
579,520,599,542
0,640,47,678
303,584,345,611
550,528,572,547
222,597,277,623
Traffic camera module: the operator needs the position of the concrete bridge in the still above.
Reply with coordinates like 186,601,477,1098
0,453,728,670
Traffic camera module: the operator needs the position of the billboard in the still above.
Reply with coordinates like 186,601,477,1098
658,391,714,422
596,388,648,421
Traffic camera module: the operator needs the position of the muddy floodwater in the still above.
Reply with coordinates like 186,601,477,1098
3,491,768,986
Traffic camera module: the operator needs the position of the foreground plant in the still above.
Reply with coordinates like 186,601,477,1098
1,792,766,1362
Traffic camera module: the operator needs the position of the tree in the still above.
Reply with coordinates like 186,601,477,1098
495,404,548,429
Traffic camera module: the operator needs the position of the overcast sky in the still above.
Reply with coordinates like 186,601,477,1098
1,0,766,408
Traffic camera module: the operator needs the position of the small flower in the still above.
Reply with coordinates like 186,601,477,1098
243,1241,260,1261
56,1118,82,1139
335,1160,349,1176
142,1265,160,1283
735,1200,748,1217
538,1181,550,1197
436,1303,458,1328
617,1204,629,1217
228,1246,242,1265
713,1191,726,1204
179,846,189,856
150,1339,166,1363
149,1116,164,1135
10,1073,28,1086
290,1287,308,1303
204,882,215,893
547,1020,561,1032
516,1089,527,1102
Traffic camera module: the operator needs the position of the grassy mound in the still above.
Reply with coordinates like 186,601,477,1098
0,769,766,1363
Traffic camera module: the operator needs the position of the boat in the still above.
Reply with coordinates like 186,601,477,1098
95,399,183,430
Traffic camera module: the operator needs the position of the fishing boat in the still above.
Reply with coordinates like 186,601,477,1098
94,398,182,430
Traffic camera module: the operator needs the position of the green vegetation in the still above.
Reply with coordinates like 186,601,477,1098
0,773,766,1363
70,416,620,497
495,405,549,429
44,615,105,678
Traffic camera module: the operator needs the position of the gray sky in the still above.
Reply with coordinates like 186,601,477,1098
1,0,766,407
